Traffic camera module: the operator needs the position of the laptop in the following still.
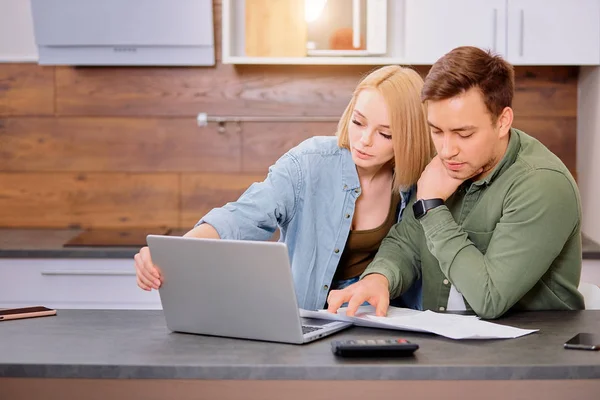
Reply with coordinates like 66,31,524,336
146,235,352,344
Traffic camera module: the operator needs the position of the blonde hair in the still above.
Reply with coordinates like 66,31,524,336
337,66,434,191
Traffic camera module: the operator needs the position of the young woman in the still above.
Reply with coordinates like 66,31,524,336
134,65,434,311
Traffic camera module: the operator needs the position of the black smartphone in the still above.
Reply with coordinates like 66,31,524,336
0,306,57,321
563,333,600,351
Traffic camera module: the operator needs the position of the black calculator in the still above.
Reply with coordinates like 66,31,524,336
331,338,419,357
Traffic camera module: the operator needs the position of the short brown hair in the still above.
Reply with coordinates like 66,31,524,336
337,66,434,191
422,46,515,123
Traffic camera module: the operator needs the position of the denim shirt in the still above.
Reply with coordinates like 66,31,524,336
198,136,420,311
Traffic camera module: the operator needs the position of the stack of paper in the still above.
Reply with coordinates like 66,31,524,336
300,306,538,340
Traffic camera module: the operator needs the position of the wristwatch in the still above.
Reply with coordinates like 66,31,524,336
413,198,445,220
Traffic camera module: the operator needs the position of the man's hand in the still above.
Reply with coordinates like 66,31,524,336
134,246,163,291
417,156,480,200
326,274,390,317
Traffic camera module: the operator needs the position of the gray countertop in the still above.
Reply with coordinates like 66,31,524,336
0,309,599,380
0,228,186,259
0,228,599,259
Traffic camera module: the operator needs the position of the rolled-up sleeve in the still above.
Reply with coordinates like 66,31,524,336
197,153,302,240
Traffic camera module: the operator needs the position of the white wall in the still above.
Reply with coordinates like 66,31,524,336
0,0,37,62
577,66,600,244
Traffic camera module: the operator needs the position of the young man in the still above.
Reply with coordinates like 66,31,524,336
327,46,585,319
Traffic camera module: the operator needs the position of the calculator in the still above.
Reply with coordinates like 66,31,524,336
331,338,419,357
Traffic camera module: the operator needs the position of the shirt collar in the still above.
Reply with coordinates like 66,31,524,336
341,147,361,191
473,127,521,187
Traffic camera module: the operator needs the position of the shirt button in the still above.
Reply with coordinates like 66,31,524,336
354,188,360,194
443,279,449,285
323,285,329,290
345,213,351,219
439,306,445,311
334,248,340,254
343,184,348,190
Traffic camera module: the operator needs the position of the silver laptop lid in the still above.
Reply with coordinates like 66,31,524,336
147,235,307,343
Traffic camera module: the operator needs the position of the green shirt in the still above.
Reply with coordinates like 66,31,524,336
362,128,585,319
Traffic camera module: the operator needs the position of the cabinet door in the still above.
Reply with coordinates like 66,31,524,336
0,259,162,309
507,0,600,65
404,0,506,64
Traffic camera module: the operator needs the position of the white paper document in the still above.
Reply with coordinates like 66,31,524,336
300,306,538,340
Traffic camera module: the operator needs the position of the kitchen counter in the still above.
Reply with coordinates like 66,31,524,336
1,309,599,399
0,228,187,258
2,309,600,380
0,228,599,259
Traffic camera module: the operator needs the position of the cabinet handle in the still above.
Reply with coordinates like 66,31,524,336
41,270,136,276
492,8,498,52
519,9,525,57
353,0,361,49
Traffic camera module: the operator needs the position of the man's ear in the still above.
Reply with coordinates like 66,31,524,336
497,107,514,138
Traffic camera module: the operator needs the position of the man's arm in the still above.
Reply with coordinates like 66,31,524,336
327,199,422,316
420,170,580,319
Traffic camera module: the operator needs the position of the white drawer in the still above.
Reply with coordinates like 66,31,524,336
582,259,600,286
0,258,162,309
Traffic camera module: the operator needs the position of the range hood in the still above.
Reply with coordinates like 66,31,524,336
30,0,215,66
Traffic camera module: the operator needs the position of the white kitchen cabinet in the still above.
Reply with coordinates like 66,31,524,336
402,0,506,64
0,0,38,62
223,0,600,66
582,259,600,287
507,0,600,65
0,259,161,309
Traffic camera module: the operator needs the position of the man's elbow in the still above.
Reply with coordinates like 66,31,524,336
472,303,510,320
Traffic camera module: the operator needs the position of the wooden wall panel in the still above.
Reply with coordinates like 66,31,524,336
512,87,577,118
180,173,265,227
512,117,577,175
0,0,582,229
0,173,179,228
54,64,372,117
242,122,337,172
0,64,54,116
0,118,241,173
241,118,577,175
513,66,579,84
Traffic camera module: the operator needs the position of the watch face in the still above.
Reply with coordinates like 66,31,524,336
412,200,426,219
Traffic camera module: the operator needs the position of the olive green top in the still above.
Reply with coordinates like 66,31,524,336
335,192,400,281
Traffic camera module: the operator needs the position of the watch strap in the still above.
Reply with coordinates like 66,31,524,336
413,198,445,219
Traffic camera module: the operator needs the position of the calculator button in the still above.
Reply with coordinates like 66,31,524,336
396,339,408,343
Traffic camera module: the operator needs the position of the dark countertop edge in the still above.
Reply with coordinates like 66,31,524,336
583,251,600,260
1,235,599,259
0,249,139,259
1,364,599,380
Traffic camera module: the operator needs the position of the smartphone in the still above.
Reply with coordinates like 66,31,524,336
0,306,57,321
563,333,600,351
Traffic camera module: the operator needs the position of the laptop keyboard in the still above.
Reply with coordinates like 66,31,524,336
302,325,324,335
